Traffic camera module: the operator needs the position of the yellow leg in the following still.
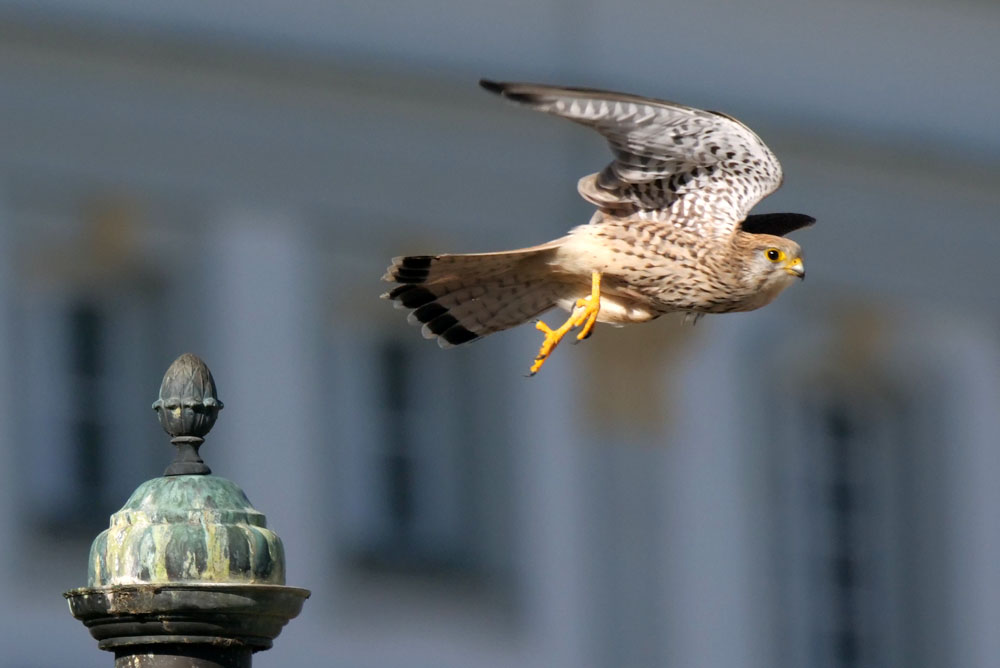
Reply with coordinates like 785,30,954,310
575,271,602,341
529,271,602,376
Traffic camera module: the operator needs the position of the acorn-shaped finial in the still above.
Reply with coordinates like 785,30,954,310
152,352,224,475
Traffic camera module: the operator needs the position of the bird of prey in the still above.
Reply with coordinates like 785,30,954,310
382,80,813,375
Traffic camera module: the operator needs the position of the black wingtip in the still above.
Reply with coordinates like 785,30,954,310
741,212,816,237
479,79,505,95
479,79,537,104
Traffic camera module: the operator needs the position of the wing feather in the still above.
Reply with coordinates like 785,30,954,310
481,80,785,238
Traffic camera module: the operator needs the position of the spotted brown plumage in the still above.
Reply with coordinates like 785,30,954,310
382,80,814,374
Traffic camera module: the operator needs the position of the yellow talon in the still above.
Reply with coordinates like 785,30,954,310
529,271,602,375
530,318,575,375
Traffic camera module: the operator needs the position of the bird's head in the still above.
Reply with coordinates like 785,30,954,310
742,234,805,290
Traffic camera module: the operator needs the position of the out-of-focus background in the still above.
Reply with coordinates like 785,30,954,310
2,1,999,666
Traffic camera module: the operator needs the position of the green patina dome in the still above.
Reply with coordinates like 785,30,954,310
86,354,286,587
88,474,286,587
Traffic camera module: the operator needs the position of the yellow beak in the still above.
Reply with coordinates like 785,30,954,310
785,257,805,279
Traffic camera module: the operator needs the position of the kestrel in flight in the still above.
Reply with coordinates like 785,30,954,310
382,80,814,374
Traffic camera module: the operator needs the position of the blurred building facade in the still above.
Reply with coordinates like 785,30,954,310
1,2,999,667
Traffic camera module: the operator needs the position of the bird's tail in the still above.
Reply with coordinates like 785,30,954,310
381,243,569,347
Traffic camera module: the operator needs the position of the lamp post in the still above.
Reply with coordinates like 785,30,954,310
65,353,310,667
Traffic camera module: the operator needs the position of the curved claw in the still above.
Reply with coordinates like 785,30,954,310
576,301,600,341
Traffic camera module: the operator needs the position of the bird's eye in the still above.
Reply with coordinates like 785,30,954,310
765,248,785,262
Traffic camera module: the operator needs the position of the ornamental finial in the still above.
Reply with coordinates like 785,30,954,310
152,353,224,475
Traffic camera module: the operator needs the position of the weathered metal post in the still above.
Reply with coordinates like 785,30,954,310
65,353,310,667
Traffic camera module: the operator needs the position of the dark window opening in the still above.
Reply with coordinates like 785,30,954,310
349,339,474,575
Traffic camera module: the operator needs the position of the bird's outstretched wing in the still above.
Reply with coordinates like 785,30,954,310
481,80,784,238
